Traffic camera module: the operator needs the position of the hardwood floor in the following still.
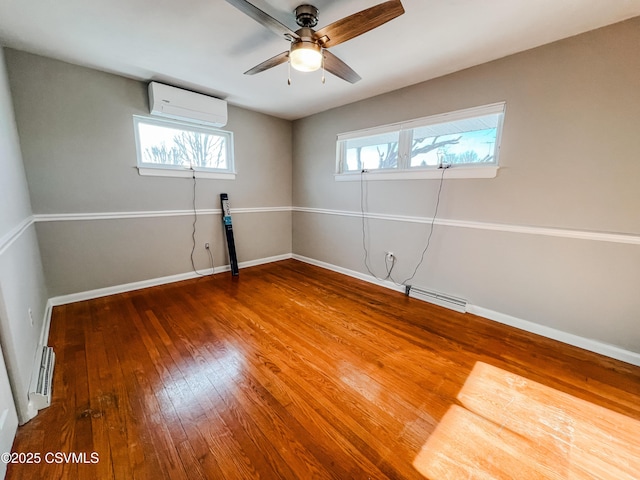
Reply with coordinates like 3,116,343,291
7,259,640,479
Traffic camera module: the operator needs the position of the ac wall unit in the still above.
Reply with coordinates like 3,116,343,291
148,82,228,127
408,286,467,313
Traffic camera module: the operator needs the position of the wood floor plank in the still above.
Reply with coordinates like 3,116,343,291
168,290,367,479
111,299,179,479
181,301,389,479
146,309,288,480
7,259,640,479
214,296,423,478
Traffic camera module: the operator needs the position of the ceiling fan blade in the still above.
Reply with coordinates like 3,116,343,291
323,50,361,83
314,0,405,48
244,51,289,75
225,0,299,40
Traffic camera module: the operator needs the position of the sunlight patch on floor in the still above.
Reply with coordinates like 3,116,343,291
413,362,640,479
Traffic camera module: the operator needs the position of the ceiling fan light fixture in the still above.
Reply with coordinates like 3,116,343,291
290,41,322,72
226,0,404,83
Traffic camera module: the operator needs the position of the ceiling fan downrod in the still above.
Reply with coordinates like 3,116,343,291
294,5,319,28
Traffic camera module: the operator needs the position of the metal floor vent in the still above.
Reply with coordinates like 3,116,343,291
408,286,467,313
29,346,55,411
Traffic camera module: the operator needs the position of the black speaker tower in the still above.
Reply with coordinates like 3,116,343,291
220,193,239,276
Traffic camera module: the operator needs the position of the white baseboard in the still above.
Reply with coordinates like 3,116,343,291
292,254,406,294
48,253,292,307
40,301,54,347
292,254,640,367
465,305,640,367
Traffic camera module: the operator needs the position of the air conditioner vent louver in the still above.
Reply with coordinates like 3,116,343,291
408,286,467,313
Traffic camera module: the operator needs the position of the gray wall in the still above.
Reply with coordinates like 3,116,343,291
0,47,48,431
292,18,640,353
6,50,292,297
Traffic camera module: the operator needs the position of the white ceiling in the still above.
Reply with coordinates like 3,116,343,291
1,0,639,120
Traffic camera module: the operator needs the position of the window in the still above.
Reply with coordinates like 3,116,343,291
336,102,505,180
133,115,235,179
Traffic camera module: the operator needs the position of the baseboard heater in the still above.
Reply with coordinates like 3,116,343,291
407,286,467,313
29,346,55,411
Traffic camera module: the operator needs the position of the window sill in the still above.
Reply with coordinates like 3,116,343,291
334,166,498,181
137,167,236,180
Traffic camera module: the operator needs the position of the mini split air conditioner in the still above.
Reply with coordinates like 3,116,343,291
148,82,228,127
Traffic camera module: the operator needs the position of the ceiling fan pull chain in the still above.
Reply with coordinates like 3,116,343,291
321,48,326,84
287,42,292,85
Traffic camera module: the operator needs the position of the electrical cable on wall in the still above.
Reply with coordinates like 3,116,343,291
190,169,214,276
400,166,447,285
360,170,397,283
359,166,447,287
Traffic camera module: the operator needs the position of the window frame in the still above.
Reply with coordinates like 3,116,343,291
133,115,236,180
335,102,505,181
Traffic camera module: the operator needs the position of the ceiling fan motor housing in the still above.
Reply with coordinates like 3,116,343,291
294,5,319,28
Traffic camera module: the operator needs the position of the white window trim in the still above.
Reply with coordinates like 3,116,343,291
334,165,498,181
137,167,236,180
133,115,236,180
335,102,505,180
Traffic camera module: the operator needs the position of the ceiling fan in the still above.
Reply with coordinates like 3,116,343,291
224,0,405,83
